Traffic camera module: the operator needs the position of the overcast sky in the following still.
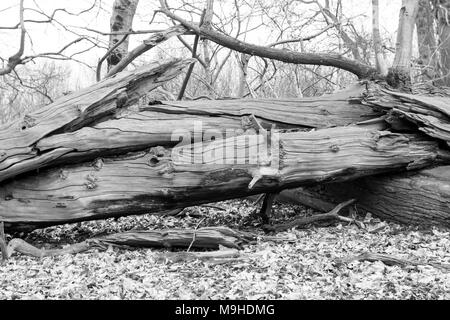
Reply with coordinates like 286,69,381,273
0,0,402,87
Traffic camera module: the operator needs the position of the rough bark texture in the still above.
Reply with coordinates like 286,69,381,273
107,0,140,70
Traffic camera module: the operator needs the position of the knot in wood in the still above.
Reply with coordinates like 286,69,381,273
116,91,129,108
59,170,69,180
92,158,104,171
85,173,99,190
330,144,340,152
20,115,36,131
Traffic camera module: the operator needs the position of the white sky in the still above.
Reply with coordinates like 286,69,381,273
0,0,403,88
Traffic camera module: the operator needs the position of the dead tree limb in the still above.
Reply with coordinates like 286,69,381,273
264,199,356,232
3,227,254,259
158,0,377,79
106,25,188,78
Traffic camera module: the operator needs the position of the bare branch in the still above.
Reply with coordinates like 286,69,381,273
158,0,376,79
106,25,187,78
97,34,129,81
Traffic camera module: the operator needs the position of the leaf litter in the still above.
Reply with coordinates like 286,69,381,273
1,199,449,299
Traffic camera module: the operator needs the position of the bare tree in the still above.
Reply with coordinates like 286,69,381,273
387,0,420,89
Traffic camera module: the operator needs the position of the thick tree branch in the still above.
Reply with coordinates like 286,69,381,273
158,0,377,79
106,25,187,78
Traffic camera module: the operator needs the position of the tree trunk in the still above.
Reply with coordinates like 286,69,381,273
372,0,388,76
437,0,450,86
415,0,439,81
387,0,420,89
107,0,140,70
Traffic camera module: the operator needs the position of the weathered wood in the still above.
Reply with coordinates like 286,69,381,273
3,227,253,258
0,124,444,230
0,83,382,184
0,59,193,183
364,84,450,146
154,83,380,128
297,166,450,227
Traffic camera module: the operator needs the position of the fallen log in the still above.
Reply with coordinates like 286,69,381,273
1,227,253,259
0,83,382,183
0,58,194,183
0,123,445,231
280,166,450,227
1,63,450,231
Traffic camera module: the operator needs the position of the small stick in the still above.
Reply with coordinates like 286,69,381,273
335,252,450,271
187,217,206,252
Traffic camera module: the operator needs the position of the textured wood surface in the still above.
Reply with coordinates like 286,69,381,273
0,125,443,230
0,59,193,183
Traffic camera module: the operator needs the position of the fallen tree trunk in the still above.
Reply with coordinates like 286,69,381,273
0,59,194,184
1,61,450,230
0,83,381,183
0,123,445,231
280,166,450,227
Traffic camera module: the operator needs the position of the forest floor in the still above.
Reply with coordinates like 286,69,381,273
1,199,449,300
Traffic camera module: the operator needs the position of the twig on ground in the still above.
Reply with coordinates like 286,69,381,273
335,252,450,271
187,217,206,252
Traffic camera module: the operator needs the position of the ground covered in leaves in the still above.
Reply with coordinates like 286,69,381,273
1,199,449,299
